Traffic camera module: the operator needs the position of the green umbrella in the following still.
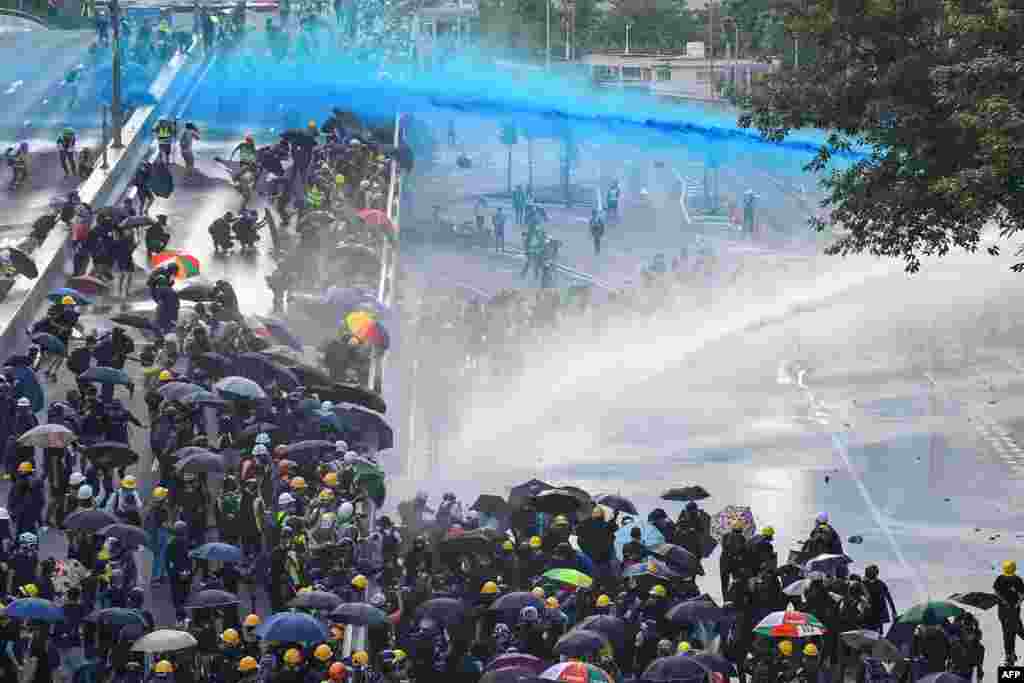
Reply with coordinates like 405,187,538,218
896,601,965,625
543,568,593,589
351,461,386,505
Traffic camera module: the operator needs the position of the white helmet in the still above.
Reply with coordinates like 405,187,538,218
278,492,296,507
344,450,358,462
78,484,94,500
19,532,37,546
69,472,86,487
369,592,386,607
0,507,8,520
334,440,348,453
252,444,269,457
255,433,271,445
338,501,354,521
321,401,333,412
16,397,30,408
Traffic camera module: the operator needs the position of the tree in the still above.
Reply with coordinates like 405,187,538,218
738,0,1024,272
592,0,699,51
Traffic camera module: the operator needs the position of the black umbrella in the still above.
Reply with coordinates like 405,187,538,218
232,352,299,391
185,589,240,610
642,654,711,682
194,352,232,377
532,489,584,514
287,363,333,388
949,592,1001,610
553,629,608,658
176,451,226,474
661,486,711,502
177,282,217,302
691,653,736,677
480,669,544,683
596,494,638,516
31,333,66,355
918,675,969,683
64,509,118,533
236,422,281,444
331,602,390,627
334,405,394,450
415,598,469,627
665,599,728,625
85,608,147,626
167,446,214,464
490,592,544,613
470,494,509,517
508,479,553,507
110,312,157,332
82,442,139,470
4,247,38,278
314,382,387,414
440,529,503,556
575,615,627,651
289,590,343,611
650,544,701,574
97,523,146,548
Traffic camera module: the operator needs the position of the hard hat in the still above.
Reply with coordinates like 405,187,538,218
529,536,542,549
20,584,39,598
335,174,345,184
480,581,499,595
221,628,240,644
545,597,559,609
334,440,348,452
308,121,318,129
531,587,545,599
761,526,775,537
0,508,8,520
61,295,76,305
158,370,173,382
393,649,407,661
351,574,368,590
502,540,514,551
338,501,354,520
596,594,611,608
369,592,386,607
252,444,269,457
319,489,335,502
77,484,93,500
323,472,339,487
153,486,169,500
650,584,667,598
329,662,347,680
731,519,745,530
552,514,569,527
121,475,137,489
154,660,175,674
284,648,303,665
779,640,794,657
69,472,85,486
238,656,259,672
255,432,271,445
803,643,819,657
321,401,333,412
244,613,262,627
17,461,33,474
278,492,295,506
290,476,307,490
19,532,37,546
352,651,369,667
314,644,333,661
16,397,30,408
1005,560,1018,576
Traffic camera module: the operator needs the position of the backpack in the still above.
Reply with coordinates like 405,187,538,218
221,492,241,523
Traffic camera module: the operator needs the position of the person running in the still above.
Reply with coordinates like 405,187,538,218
57,128,77,177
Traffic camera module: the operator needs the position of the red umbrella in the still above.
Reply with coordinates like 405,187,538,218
357,208,395,232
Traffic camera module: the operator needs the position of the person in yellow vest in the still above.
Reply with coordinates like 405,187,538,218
154,119,175,164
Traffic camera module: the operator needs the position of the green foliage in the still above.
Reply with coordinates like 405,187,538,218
590,0,700,51
738,0,1024,272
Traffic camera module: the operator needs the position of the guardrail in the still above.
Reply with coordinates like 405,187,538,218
0,38,214,363
0,8,52,28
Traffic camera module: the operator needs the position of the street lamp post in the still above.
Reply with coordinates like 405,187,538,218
110,0,124,149
625,23,631,55
545,0,551,69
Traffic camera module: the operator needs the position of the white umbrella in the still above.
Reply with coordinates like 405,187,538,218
131,629,198,653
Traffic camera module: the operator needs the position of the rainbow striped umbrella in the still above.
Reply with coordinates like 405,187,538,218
541,661,613,683
343,311,389,350
151,251,200,280
753,610,827,638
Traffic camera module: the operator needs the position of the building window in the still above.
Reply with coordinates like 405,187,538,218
622,66,643,80
656,66,671,81
593,65,618,81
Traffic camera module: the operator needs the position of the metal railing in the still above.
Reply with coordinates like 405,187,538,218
0,8,52,28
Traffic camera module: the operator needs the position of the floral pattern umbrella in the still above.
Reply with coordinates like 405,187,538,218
710,504,756,540
541,661,614,682
753,610,827,638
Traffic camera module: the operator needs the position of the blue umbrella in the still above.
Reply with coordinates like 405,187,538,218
80,366,132,387
4,598,64,623
215,376,267,401
623,557,683,580
4,364,44,412
232,353,299,391
48,288,93,305
614,521,665,561
254,612,330,642
333,405,393,450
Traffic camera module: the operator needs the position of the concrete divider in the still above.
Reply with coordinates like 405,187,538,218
0,39,214,359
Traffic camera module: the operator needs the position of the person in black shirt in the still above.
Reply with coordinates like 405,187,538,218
863,564,898,633
995,560,1024,664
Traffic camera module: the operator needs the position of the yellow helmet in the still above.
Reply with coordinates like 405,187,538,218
529,536,542,549
731,519,745,530
158,370,173,382
314,644,334,662
649,584,667,598
61,295,76,305
352,574,368,590
761,526,775,537
552,514,569,527
531,587,545,599
480,581,499,595
323,472,339,487
545,597,560,609
502,539,514,551
221,628,240,645
335,174,346,185
154,660,175,674
1004,560,1018,576
309,121,318,130
284,648,303,665
595,594,611,608
20,584,38,598
244,613,262,627
677,641,691,654
121,475,137,489
803,643,819,657
353,651,369,667
393,649,407,661
17,462,33,474
319,489,335,502
153,486,169,500
290,476,307,490
298,586,313,594
238,656,259,672
779,640,794,657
